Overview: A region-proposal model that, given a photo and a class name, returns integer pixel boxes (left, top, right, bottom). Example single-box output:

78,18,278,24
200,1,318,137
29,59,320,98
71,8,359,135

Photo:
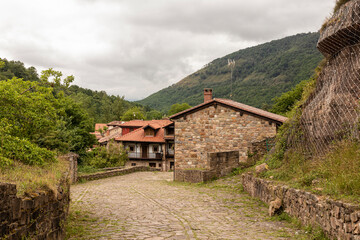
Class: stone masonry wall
0,179,70,240
242,173,360,240
77,166,159,182
174,151,239,183
298,0,360,156
174,104,277,170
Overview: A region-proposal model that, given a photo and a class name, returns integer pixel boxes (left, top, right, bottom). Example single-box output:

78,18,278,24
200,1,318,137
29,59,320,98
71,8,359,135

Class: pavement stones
70,172,300,239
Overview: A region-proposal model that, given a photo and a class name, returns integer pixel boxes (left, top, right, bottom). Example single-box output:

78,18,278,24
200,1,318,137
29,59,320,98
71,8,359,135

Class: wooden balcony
128,152,163,160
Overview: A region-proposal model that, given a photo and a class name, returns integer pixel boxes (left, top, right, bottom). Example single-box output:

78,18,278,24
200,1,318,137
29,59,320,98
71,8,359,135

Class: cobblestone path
70,172,302,240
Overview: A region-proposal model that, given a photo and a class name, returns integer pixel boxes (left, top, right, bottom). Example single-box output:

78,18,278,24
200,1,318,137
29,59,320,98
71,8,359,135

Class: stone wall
174,151,239,183
60,153,78,184
247,138,275,164
174,104,277,169
242,173,360,240
298,0,360,156
77,166,159,182
0,179,70,240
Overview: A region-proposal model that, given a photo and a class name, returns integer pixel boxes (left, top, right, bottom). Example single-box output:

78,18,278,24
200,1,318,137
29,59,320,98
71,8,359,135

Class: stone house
169,88,287,182
114,119,175,171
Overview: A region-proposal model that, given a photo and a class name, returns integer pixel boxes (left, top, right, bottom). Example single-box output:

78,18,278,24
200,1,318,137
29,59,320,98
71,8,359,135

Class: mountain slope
137,32,323,112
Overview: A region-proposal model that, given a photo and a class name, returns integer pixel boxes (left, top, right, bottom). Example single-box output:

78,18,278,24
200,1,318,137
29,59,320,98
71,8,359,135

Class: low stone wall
174,169,217,183
60,153,78,184
77,166,159,182
174,151,239,183
242,173,360,240
0,179,70,240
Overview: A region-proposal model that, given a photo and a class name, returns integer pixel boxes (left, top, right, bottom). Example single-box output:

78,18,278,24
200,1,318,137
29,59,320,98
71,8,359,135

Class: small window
131,163,136,166
168,143,174,150
159,163,162,168
149,163,156,168
129,145,135,152
166,127,174,135
145,128,154,136
153,145,159,152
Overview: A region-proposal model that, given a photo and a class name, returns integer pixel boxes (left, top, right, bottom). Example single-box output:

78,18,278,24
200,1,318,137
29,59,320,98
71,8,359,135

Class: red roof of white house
169,98,288,124
115,119,172,143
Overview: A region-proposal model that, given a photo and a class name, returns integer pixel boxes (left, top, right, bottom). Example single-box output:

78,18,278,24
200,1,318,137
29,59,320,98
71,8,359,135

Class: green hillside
137,32,323,112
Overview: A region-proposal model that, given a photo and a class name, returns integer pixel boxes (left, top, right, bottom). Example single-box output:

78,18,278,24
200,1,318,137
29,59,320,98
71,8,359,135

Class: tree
121,107,145,121
168,103,191,116
146,110,163,120
41,68,74,87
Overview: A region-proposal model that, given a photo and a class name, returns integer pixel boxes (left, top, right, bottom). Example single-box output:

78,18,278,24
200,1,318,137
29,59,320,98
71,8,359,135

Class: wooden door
142,145,148,158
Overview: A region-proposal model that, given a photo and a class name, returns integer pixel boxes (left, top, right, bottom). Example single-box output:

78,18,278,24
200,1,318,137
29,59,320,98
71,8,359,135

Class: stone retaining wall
174,151,239,183
77,166,159,182
0,178,70,240
242,173,360,240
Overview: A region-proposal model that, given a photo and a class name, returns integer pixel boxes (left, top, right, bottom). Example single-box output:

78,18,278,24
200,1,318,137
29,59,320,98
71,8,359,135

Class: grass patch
0,158,68,196
65,204,123,239
263,140,360,204
269,212,329,240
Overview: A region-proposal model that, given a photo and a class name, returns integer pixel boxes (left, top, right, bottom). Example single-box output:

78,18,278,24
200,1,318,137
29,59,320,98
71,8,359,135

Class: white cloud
0,0,334,100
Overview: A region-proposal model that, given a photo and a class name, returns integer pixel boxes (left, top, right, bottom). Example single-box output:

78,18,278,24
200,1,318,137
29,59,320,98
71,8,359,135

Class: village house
90,123,108,141
169,88,287,182
114,119,175,171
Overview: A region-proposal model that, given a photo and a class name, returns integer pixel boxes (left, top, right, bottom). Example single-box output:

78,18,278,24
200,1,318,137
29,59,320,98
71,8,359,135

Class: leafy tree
121,107,145,121
168,103,191,116
0,71,95,166
146,110,163,120
270,79,310,116
41,68,74,87
83,140,128,168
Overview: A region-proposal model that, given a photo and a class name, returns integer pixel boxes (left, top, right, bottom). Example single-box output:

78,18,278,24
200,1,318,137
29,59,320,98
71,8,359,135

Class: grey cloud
0,0,334,100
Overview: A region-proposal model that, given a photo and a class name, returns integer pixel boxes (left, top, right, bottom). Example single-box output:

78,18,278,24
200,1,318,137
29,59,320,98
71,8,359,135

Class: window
159,163,162,168
145,128,154,136
153,145,159,152
168,143,174,150
129,145,135,152
149,163,156,168
131,163,136,166
166,127,174,135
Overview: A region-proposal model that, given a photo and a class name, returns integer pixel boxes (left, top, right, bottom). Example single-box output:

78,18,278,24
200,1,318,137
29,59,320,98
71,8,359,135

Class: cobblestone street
70,172,302,240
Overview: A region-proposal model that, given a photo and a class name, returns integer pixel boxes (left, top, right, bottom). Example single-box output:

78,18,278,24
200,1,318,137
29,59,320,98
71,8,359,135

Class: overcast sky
0,0,334,100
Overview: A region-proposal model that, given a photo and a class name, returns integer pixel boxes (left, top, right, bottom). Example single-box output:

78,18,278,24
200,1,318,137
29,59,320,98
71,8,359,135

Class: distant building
114,120,175,171
170,88,287,182
90,123,108,140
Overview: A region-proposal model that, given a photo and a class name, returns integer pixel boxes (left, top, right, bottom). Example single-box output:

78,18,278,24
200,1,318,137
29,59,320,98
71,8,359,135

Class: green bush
81,141,128,169
0,134,56,166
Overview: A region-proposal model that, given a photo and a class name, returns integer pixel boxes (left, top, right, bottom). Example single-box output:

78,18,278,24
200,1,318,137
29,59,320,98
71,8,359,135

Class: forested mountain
137,32,323,111
0,58,141,124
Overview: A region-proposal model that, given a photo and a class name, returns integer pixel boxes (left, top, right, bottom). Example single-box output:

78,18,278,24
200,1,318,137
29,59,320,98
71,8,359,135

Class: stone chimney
204,88,213,103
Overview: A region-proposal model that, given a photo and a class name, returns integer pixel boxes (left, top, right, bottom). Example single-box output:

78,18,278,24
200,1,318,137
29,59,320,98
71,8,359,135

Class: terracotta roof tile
169,98,288,123
107,121,124,126
95,123,107,131
115,119,172,143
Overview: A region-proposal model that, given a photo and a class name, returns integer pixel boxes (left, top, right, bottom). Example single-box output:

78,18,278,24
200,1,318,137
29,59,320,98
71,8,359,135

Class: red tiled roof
119,119,172,128
115,119,172,143
107,121,124,126
169,98,288,123
95,123,107,131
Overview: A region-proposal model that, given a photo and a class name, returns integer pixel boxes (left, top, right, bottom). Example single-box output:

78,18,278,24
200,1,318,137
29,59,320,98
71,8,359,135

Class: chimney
204,88,213,103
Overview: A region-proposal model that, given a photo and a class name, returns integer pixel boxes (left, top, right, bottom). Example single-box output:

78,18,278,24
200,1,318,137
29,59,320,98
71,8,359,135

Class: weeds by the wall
0,158,68,196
